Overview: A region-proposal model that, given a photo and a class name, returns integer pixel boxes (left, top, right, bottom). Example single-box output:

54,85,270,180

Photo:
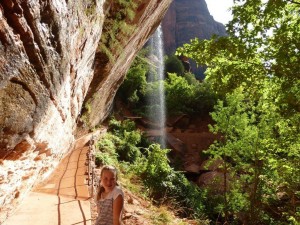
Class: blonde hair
96,165,119,201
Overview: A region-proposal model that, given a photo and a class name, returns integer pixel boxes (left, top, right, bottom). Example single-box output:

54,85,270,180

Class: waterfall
148,25,166,148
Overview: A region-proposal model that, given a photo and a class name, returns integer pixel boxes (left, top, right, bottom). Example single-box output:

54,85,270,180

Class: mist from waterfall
148,25,166,148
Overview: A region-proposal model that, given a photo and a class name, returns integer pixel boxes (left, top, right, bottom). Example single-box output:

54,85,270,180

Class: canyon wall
0,0,171,221
162,0,226,78
84,0,172,127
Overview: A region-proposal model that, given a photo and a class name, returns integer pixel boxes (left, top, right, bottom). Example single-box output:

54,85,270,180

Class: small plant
80,101,92,127
149,206,173,225
99,0,140,62
95,152,116,167
84,2,96,16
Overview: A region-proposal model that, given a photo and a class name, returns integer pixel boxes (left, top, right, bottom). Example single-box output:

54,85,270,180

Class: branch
287,0,300,5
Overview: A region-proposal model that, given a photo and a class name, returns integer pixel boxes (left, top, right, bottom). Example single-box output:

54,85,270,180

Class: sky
205,0,234,25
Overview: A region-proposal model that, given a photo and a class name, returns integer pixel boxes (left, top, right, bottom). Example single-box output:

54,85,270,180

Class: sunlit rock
0,0,172,222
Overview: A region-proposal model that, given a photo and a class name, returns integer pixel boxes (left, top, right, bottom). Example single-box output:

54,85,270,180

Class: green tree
207,87,286,223
118,65,147,106
164,73,217,115
117,49,149,108
177,0,300,223
165,54,185,75
177,0,300,110
164,73,194,114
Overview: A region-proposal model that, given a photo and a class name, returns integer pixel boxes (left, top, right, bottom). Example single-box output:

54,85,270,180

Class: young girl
95,165,124,225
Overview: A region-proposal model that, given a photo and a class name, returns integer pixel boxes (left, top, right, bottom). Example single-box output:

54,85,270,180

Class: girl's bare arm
113,195,123,225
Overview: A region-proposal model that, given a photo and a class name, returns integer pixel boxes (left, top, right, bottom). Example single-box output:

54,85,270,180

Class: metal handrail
87,135,97,196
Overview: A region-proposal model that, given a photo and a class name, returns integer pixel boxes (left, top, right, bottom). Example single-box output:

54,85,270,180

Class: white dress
95,186,124,225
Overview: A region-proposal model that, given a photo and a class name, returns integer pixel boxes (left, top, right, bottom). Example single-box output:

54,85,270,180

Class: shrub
95,119,208,220
116,130,142,162
165,54,185,75
165,73,218,115
117,65,147,107
95,152,117,167
141,144,207,218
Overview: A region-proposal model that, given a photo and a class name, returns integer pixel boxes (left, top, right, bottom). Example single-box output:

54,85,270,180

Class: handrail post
88,150,90,186
88,135,94,187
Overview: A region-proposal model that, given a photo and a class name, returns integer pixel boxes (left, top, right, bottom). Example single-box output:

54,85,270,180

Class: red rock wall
162,0,226,54
85,0,172,127
162,0,226,78
0,0,172,222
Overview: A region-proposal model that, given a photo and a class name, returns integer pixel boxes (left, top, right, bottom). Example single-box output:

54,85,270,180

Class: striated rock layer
85,0,172,127
0,0,171,222
162,0,226,78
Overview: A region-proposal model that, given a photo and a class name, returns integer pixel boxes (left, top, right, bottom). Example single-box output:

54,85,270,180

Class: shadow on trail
55,144,90,225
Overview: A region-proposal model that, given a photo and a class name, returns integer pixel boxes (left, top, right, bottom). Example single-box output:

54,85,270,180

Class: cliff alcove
0,0,172,222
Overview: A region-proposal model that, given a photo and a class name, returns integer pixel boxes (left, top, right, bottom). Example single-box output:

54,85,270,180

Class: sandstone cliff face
85,0,172,127
162,0,226,78
0,0,171,221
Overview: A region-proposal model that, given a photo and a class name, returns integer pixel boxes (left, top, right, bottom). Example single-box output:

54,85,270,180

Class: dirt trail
2,129,158,225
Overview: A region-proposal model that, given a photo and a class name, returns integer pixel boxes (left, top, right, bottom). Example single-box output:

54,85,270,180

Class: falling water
148,25,166,148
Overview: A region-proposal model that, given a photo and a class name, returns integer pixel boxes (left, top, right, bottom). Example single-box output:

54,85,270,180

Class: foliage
99,0,140,62
108,117,136,133
164,73,194,114
177,1,300,111
183,72,199,85
95,118,208,220
165,73,218,115
95,152,117,167
118,47,219,117
176,0,300,223
133,143,207,218
117,65,147,106
165,54,185,75
117,48,150,110
206,87,300,223
95,133,119,166
141,144,172,197
107,118,142,162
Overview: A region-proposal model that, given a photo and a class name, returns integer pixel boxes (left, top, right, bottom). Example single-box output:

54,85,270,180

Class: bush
165,54,185,75
95,152,117,167
117,65,147,107
183,72,198,85
142,144,172,197
141,144,207,218
103,118,143,162
108,118,136,134
116,130,142,162
95,118,208,220
165,73,194,114
165,73,218,115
